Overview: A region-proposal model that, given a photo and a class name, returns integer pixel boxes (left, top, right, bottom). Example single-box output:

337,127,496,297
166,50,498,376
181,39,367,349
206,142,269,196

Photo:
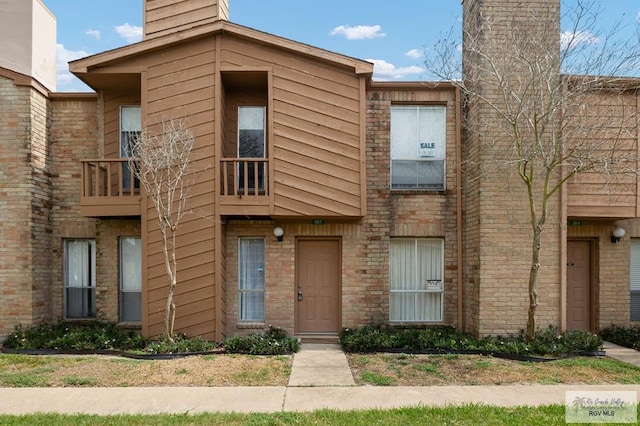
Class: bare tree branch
129,118,196,343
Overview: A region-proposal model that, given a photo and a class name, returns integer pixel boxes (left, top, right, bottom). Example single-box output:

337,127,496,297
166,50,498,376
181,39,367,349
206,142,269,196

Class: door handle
297,291,303,301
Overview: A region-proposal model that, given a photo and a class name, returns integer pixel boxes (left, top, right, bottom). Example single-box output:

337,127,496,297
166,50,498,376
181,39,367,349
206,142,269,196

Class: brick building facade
0,0,638,341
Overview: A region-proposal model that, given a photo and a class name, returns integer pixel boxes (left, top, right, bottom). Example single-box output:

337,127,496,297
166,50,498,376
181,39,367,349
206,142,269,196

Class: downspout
456,86,465,330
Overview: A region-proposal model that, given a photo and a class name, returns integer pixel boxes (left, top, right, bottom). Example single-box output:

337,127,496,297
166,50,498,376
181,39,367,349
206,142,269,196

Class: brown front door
296,239,341,333
567,240,592,330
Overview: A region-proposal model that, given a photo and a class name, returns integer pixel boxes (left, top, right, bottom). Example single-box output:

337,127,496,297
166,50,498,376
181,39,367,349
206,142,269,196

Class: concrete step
296,333,339,344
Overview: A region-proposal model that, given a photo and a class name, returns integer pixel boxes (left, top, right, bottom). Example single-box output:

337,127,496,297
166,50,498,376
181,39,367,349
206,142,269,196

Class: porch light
611,226,626,244
273,226,284,242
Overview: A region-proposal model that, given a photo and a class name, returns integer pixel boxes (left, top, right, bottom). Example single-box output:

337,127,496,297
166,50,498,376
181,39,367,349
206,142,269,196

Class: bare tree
426,0,640,340
129,119,196,343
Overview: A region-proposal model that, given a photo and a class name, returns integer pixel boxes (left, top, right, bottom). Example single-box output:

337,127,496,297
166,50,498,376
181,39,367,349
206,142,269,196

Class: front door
566,240,592,330
296,239,341,333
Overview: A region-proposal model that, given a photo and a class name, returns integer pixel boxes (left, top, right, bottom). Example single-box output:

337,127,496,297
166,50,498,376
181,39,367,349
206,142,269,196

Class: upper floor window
391,105,446,190
238,106,266,192
120,106,141,191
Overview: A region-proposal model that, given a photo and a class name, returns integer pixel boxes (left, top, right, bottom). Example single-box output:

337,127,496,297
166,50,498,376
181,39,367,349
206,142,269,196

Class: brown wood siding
221,35,365,217
567,90,639,218
141,38,217,339
103,92,141,158
144,0,227,40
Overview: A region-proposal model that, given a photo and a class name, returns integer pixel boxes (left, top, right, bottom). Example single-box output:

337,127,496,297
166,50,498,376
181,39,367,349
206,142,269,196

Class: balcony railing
81,159,140,197
220,158,269,197
80,159,141,217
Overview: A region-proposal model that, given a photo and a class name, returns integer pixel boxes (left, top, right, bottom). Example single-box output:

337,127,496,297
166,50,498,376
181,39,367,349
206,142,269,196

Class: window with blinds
389,238,444,322
630,239,640,321
238,238,265,321
391,105,446,190
119,237,142,322
64,239,96,319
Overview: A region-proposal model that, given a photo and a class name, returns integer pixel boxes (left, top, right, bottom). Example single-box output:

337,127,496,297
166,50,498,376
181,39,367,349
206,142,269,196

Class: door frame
294,237,342,335
566,238,599,332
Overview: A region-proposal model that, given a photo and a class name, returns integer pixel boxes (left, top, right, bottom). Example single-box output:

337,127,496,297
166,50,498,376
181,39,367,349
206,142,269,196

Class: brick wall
0,76,56,336
50,95,99,321
96,219,142,322
462,0,563,335
365,86,460,327
0,76,36,336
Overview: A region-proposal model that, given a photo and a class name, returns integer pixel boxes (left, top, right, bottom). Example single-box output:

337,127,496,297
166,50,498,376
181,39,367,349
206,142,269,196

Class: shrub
3,321,147,351
339,324,602,356
224,326,300,355
600,325,640,350
142,334,217,355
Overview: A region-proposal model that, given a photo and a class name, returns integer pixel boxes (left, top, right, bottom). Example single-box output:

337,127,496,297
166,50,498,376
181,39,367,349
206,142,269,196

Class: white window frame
389,238,444,322
120,105,141,191
238,237,266,321
64,239,96,319
119,237,142,323
630,239,640,321
391,105,446,191
237,106,266,192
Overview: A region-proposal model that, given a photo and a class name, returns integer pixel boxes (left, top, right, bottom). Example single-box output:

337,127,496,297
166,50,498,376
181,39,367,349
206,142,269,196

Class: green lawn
0,405,578,426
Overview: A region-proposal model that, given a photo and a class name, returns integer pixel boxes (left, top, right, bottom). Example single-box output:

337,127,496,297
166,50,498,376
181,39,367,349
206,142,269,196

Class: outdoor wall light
273,226,284,242
611,226,626,244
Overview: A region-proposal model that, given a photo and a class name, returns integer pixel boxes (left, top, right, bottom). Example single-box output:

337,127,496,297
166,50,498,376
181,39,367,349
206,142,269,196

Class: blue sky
44,0,640,92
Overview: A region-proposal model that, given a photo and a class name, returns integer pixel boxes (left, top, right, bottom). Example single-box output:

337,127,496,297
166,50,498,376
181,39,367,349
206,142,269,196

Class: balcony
219,158,270,215
80,159,142,217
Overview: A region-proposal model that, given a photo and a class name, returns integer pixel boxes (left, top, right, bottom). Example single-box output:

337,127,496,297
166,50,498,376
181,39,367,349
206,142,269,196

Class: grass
0,354,292,387
0,405,583,425
347,353,640,386
360,371,394,386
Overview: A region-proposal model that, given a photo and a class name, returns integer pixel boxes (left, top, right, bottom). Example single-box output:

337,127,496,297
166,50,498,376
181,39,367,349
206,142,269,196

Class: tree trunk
526,223,542,341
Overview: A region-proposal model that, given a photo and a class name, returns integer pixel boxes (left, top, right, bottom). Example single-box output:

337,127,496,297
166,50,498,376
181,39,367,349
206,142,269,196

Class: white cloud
330,25,385,40
56,43,92,91
561,30,599,50
86,29,101,40
366,59,424,80
405,49,422,59
115,23,143,43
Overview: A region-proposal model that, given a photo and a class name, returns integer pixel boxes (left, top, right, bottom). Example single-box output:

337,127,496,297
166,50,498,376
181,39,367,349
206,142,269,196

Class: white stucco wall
0,0,56,91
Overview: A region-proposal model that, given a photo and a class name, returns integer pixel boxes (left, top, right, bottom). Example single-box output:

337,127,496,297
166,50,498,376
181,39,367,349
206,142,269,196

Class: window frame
119,105,141,191
389,238,445,323
63,239,96,319
238,237,266,322
390,104,447,191
119,236,142,323
237,106,267,192
630,239,640,321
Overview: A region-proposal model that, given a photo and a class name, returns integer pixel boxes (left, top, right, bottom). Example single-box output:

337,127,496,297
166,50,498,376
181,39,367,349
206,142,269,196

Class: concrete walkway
0,342,639,415
288,343,355,386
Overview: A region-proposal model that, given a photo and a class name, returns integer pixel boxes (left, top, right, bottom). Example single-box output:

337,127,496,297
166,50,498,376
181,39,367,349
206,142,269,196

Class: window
390,238,444,322
391,105,446,190
238,238,265,321
120,106,141,191
631,239,640,321
120,237,142,322
64,239,96,319
238,106,266,191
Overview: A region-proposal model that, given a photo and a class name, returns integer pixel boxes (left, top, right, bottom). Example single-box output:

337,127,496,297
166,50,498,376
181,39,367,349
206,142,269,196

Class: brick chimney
144,0,229,40
461,0,562,336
